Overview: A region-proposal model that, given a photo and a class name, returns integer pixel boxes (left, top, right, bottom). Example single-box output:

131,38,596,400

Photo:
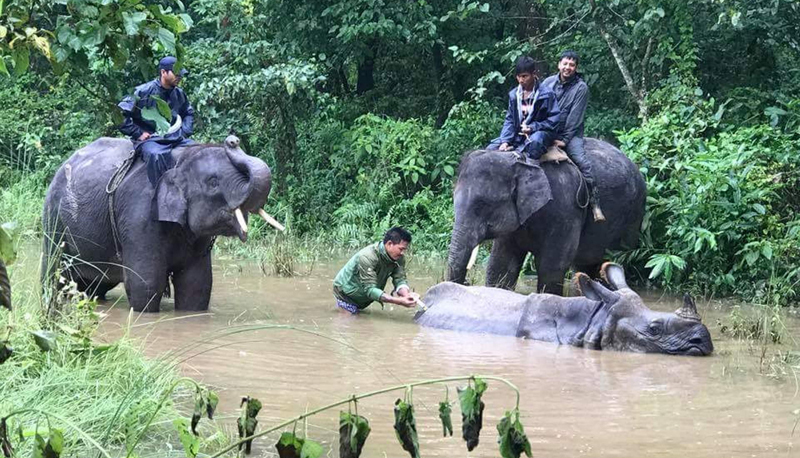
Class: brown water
83,252,800,458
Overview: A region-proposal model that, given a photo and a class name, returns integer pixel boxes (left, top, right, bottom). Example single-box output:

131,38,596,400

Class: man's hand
499,142,511,151
520,124,531,134
393,295,417,308
554,139,566,148
138,132,152,142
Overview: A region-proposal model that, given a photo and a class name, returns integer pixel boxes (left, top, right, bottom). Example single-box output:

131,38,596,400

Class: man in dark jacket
118,56,195,186
487,56,560,161
542,50,604,221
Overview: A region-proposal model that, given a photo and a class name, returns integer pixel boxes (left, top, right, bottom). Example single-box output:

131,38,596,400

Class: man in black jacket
542,50,604,221
487,56,560,162
118,56,195,186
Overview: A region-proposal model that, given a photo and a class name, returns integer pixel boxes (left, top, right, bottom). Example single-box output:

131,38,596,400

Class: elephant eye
207,176,219,188
648,322,663,335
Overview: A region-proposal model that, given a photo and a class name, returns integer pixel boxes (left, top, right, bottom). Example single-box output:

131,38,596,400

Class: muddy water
87,254,798,457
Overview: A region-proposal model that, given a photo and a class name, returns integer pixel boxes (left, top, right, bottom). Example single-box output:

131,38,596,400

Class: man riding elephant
118,56,195,187
542,51,604,222
487,56,560,162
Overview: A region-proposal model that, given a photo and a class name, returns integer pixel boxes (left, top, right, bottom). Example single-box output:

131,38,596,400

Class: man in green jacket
333,227,419,313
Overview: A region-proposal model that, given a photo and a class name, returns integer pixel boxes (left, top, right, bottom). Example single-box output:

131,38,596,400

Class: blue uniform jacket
497,83,560,147
118,79,195,141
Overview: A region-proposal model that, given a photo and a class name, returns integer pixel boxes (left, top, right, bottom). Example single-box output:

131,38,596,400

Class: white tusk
166,114,182,135
466,245,479,270
258,209,285,232
234,208,248,233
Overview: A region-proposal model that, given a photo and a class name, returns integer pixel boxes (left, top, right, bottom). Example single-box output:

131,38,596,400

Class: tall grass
0,262,186,456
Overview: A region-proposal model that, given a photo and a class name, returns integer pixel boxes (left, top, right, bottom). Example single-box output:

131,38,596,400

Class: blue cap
158,56,188,77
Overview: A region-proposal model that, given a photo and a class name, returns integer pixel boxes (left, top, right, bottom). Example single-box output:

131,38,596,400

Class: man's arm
498,95,516,144
180,94,195,138
526,93,560,134
560,84,588,144
356,256,414,307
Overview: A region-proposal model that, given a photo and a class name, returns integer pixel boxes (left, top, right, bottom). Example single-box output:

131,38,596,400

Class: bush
617,83,800,305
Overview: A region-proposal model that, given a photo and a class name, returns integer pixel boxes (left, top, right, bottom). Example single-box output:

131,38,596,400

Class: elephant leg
173,253,212,311
575,262,602,279
123,260,167,313
486,237,527,290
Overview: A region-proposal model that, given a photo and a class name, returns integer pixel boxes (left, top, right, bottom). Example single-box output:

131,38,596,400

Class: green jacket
333,242,409,309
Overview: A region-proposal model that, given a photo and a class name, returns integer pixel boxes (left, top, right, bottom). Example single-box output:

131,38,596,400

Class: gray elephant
417,263,713,356
42,135,279,312
446,138,646,294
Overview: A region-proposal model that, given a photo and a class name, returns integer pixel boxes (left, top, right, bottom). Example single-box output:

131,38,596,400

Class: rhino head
576,263,713,356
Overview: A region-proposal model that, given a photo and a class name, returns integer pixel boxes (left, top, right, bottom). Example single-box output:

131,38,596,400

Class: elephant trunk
224,136,272,212
446,223,478,284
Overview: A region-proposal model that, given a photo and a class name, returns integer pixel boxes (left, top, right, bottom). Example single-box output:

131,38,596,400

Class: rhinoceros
414,263,713,356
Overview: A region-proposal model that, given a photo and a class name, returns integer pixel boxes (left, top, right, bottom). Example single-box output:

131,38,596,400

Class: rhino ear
153,169,187,226
514,163,552,226
576,272,619,304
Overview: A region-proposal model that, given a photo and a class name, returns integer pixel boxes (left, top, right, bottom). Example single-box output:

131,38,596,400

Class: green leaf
0,56,7,77
11,46,30,76
140,106,171,135
173,418,199,457
276,431,322,458
151,95,173,121
458,378,486,451
761,244,773,260
122,11,147,36
479,3,490,13
393,399,420,458
752,203,766,215
339,412,370,458
31,330,57,352
300,439,323,458
157,27,176,54
443,164,454,176
497,409,532,458
206,391,219,419
438,401,453,437
46,430,64,456
0,222,18,264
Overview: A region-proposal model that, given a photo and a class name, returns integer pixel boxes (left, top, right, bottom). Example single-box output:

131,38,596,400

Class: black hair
384,227,412,244
514,56,539,76
559,50,580,64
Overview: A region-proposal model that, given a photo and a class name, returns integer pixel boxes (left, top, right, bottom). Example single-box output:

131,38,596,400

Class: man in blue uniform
118,56,195,186
487,56,560,162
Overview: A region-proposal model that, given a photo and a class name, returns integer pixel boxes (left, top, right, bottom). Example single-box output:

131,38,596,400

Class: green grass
0,262,188,457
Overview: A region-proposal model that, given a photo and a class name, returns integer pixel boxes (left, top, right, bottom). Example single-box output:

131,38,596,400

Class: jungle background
1,0,799,307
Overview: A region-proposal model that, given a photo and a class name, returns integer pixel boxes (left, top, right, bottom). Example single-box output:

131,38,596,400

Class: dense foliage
1,0,799,305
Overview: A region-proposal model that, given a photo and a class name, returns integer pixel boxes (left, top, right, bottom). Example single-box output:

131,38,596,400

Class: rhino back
415,282,527,336
516,295,602,346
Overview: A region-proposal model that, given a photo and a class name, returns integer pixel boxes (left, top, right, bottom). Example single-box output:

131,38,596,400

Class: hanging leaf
438,401,453,437
275,431,323,458
1,417,13,457
0,222,18,265
237,397,262,455
497,409,532,458
458,377,487,451
393,399,420,458
206,391,219,419
190,393,205,435
339,411,371,458
173,418,199,458
140,106,171,135
32,429,63,458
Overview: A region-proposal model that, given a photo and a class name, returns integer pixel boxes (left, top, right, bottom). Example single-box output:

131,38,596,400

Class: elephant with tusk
42,134,284,312
416,263,713,356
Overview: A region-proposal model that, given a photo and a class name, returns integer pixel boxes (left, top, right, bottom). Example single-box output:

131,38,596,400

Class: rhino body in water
415,263,713,356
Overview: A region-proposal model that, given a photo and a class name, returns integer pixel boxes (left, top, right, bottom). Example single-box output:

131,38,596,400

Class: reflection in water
92,257,797,457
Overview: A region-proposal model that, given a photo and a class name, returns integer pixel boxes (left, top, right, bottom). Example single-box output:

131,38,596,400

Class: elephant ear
514,162,552,226
153,170,187,226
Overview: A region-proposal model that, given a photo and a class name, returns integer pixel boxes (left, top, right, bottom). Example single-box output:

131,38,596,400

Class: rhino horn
600,262,629,291
675,293,701,322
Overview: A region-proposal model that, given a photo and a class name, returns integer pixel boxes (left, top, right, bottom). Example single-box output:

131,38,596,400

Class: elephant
42,135,279,312
416,263,713,356
446,137,646,294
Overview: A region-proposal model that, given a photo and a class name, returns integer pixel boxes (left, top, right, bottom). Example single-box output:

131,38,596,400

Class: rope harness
105,150,137,258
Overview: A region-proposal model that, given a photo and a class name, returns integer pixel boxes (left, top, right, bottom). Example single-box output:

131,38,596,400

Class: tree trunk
356,40,378,94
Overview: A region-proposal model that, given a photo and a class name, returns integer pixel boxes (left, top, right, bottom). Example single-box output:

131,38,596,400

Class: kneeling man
333,227,419,313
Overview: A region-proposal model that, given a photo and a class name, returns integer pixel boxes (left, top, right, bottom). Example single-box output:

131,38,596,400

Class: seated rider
542,50,605,222
332,227,420,314
118,56,195,187
487,56,560,161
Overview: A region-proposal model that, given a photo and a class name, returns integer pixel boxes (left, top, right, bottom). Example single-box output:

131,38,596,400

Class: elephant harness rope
105,150,137,258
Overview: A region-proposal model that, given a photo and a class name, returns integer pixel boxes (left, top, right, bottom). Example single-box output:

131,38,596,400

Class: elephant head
575,263,713,355
154,135,279,242
446,150,551,283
